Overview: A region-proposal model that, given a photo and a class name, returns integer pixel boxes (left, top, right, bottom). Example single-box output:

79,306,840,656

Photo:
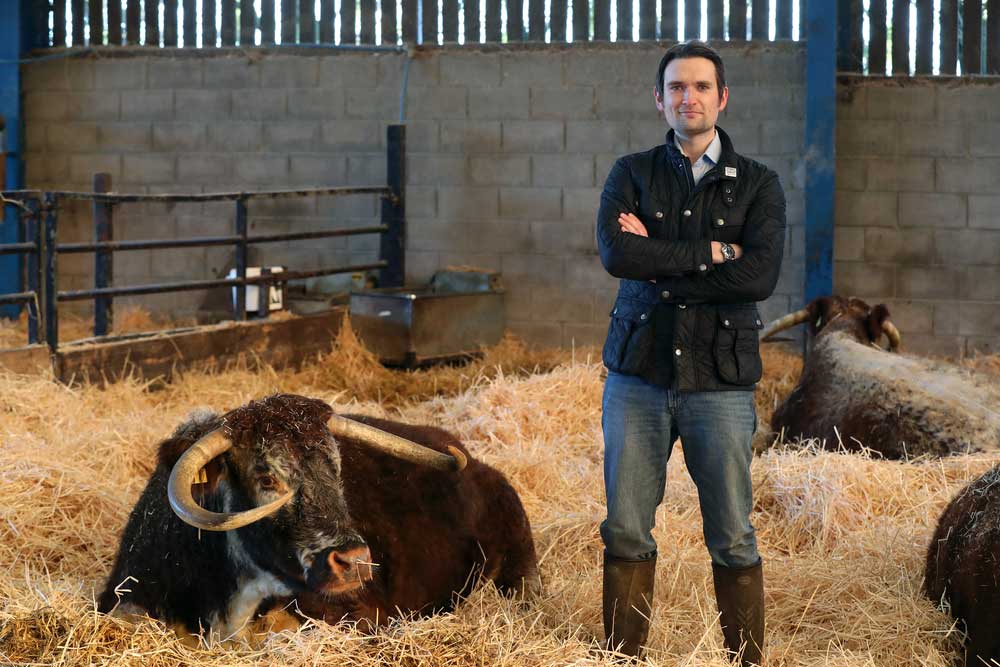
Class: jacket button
724,319,730,326
682,209,692,217
640,313,647,320
675,348,682,356
756,319,762,326
655,211,663,219
698,263,707,271
661,290,670,299
678,304,686,309
613,308,618,315
716,218,725,226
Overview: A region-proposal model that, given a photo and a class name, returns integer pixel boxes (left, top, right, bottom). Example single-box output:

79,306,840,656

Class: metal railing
0,124,406,352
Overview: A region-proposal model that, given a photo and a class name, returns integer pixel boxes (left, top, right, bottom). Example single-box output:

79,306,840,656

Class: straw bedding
1,319,997,666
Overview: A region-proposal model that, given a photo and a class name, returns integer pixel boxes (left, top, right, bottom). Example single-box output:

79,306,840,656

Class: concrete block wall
835,76,1000,358
22,42,807,347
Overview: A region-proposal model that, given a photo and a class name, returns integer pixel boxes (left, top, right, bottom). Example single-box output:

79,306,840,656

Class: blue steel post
43,193,58,351
24,197,40,343
803,0,836,305
379,124,406,288
1,0,29,319
93,173,114,336
234,198,248,321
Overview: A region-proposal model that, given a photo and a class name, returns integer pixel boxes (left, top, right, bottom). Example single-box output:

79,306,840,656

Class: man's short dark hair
655,41,727,99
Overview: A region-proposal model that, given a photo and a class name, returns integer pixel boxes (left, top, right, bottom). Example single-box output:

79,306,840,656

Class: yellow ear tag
191,468,208,485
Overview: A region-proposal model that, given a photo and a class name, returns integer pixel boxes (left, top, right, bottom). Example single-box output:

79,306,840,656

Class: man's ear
654,87,665,113
718,85,729,113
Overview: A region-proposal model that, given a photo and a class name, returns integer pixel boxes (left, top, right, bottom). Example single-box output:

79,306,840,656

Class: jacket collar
665,126,739,181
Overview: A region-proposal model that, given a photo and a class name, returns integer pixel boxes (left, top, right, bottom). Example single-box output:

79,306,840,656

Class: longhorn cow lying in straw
925,465,1000,665
762,295,1000,459
98,394,539,641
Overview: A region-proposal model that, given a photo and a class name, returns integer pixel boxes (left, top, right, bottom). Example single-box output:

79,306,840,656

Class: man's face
654,56,729,137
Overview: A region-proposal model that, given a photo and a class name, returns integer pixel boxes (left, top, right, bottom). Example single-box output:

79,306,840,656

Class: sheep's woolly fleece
1,319,998,666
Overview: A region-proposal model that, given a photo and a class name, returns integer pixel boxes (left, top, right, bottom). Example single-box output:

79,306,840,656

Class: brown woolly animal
925,465,1000,665
97,394,539,643
763,295,1000,459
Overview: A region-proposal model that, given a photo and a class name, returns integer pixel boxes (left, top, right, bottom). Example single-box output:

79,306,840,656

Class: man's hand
711,241,743,264
618,212,649,237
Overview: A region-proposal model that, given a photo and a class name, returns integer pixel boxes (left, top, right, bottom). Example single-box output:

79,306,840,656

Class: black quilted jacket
596,127,786,392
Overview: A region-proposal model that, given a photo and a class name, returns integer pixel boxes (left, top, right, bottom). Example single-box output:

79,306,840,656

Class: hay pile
0,307,197,348
1,326,997,666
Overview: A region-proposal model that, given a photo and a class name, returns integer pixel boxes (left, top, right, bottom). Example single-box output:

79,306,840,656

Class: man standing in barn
595,41,786,665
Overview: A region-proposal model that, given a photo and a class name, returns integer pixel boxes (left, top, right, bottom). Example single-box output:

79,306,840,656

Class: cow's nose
327,545,373,583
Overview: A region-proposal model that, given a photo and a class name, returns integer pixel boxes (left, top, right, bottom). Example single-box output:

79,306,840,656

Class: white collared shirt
674,130,722,186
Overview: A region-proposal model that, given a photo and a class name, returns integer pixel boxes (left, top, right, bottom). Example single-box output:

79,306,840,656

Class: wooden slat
617,0,631,39
593,0,609,39
891,0,908,72
442,0,458,41
868,0,886,73
939,0,957,73
708,0,723,38
109,0,122,43
837,0,862,71
402,0,417,40
507,0,524,39
220,0,236,44
260,0,275,43
201,0,215,44
572,0,587,40
775,0,791,38
125,0,139,42
799,0,806,38
383,0,398,43
162,0,176,45
280,0,295,42
341,0,356,43
914,0,932,72
529,0,544,40
240,0,256,44
421,0,436,42
550,0,566,40
988,0,1000,73
184,0,197,44
360,0,376,42
684,0,698,38
962,0,982,74
89,0,105,44
750,0,767,38
52,0,66,45
728,0,746,40
300,0,315,42
638,0,654,38
71,0,84,44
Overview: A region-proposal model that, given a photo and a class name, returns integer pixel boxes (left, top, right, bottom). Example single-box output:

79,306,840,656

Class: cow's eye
259,474,279,491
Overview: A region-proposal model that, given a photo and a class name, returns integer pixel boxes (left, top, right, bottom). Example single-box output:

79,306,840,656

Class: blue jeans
600,371,760,568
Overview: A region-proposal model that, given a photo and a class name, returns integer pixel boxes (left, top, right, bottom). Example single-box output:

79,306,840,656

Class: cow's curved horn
327,415,468,472
167,428,294,532
761,307,812,341
882,319,902,352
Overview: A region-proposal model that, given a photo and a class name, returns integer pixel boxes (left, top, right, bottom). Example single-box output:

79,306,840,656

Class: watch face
722,243,735,260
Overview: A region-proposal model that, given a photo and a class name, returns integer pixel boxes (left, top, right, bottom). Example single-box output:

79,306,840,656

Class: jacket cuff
692,241,713,275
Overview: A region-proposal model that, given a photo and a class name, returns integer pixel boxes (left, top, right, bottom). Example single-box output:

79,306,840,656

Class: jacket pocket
713,307,764,385
602,297,654,375
710,206,747,244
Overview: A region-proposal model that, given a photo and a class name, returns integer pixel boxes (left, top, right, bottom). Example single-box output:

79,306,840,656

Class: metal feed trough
350,270,505,367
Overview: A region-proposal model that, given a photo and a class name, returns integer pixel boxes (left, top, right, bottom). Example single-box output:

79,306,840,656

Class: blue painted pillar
0,0,32,318
803,0,837,303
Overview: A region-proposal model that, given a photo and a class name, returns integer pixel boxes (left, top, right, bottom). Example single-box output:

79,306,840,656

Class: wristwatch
720,242,736,262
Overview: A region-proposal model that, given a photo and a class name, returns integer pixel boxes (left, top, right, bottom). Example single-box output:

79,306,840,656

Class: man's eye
259,475,278,490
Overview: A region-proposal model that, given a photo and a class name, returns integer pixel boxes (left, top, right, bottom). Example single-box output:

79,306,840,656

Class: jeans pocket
713,308,765,385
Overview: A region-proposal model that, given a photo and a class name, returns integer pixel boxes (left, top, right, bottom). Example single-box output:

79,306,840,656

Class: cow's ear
806,296,834,334
157,437,228,495
867,303,891,344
